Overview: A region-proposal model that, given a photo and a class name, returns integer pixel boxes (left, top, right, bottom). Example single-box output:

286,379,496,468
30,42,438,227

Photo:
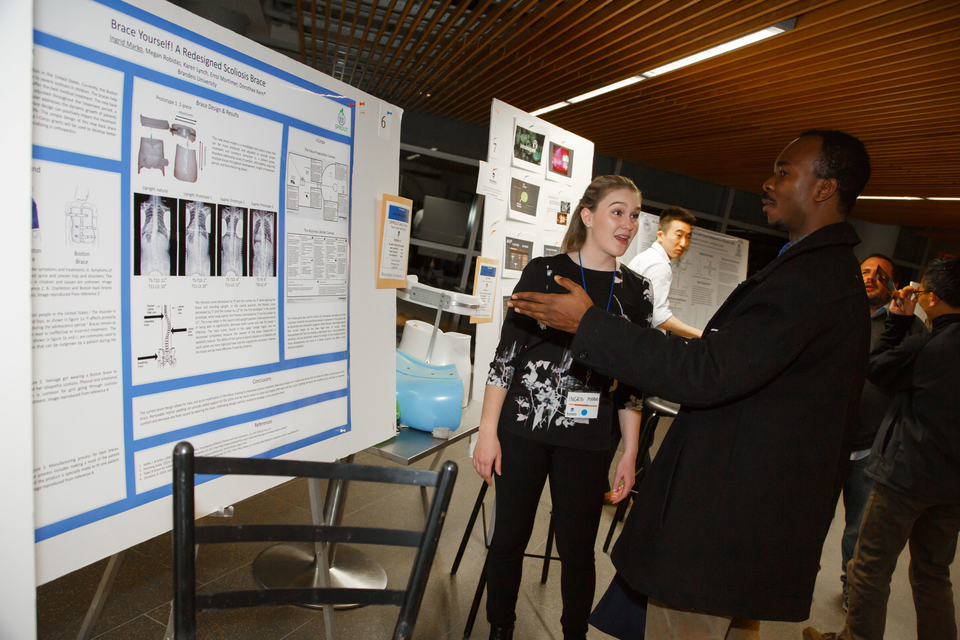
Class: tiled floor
37,419,960,639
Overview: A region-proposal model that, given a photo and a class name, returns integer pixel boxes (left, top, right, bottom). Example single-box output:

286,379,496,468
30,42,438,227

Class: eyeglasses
915,289,937,298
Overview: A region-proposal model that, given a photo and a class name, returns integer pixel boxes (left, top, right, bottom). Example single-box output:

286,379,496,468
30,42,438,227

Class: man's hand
509,276,593,333
890,286,918,316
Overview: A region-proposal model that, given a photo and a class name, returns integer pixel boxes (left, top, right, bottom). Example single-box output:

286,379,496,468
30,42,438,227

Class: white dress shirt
627,242,673,328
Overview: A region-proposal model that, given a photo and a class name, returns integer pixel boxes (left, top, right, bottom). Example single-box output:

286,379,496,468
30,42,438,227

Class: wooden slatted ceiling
285,0,960,229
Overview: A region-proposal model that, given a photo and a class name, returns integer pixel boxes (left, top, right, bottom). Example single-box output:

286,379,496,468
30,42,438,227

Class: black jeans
486,429,608,639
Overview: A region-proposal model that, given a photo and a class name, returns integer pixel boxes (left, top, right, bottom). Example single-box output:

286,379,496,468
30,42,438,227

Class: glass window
398,152,482,348
723,225,787,278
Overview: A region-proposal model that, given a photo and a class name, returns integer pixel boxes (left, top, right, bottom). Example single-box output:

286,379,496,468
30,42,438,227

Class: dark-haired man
627,207,702,338
835,255,926,611
804,256,960,640
509,130,872,636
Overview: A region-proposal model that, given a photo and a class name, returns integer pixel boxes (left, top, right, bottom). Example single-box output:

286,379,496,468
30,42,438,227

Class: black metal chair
601,396,679,553
172,441,458,640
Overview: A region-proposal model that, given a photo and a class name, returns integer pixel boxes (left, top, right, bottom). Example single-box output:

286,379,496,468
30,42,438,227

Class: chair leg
453,482,489,575
463,553,489,639
602,495,633,553
602,411,661,553
540,513,555,584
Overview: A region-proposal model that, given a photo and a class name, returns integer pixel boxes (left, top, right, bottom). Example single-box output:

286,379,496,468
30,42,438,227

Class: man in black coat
509,130,873,636
804,256,960,640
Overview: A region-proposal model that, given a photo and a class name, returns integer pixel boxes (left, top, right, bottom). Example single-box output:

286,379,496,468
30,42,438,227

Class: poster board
624,213,749,330
472,99,594,402
31,0,400,583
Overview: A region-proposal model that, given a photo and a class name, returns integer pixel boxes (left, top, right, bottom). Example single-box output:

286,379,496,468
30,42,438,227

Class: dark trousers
841,482,960,640
486,429,608,639
841,455,875,596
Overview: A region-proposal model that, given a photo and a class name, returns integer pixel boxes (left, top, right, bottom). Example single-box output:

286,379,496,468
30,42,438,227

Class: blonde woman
474,175,652,640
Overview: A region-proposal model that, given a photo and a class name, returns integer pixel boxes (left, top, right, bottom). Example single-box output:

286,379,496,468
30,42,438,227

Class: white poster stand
31,0,400,585
2,0,39,636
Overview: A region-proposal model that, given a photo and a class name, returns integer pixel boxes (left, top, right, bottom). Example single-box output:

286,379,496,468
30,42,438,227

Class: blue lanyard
578,250,616,312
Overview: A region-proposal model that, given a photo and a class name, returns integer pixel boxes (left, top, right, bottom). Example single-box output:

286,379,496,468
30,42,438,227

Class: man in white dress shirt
627,207,703,339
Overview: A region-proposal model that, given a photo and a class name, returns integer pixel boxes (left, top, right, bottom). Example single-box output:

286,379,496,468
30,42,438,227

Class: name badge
565,390,600,420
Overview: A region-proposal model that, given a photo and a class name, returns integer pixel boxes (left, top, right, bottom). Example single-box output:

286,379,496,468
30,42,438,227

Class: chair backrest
172,441,458,640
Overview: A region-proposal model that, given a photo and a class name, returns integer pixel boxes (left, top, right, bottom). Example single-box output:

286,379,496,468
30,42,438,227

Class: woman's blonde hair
560,175,641,253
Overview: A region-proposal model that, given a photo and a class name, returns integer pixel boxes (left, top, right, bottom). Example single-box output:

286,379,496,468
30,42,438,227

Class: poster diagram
136,114,202,182
137,304,189,369
286,152,349,222
65,189,99,246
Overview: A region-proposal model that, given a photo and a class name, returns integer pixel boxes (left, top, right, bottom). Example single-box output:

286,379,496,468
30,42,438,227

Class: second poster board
622,213,749,330
472,99,594,402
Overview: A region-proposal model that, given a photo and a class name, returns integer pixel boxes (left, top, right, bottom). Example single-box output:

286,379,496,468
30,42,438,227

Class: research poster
632,213,749,330
30,0,378,580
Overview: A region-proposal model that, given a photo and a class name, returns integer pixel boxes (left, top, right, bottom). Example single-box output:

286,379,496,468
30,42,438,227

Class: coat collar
753,221,861,284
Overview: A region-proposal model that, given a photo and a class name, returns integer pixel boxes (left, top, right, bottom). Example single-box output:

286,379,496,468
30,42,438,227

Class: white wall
0,0,39,637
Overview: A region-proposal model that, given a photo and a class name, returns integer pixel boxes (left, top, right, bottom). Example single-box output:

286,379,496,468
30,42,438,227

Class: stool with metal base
451,480,560,639
602,396,679,553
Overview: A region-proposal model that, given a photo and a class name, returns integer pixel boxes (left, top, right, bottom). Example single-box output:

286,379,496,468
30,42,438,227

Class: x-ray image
133,193,178,276
178,200,215,276
250,209,276,277
217,205,247,276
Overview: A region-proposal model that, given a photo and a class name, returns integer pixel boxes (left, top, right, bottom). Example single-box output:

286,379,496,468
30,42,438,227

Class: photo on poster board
508,171,542,225
542,184,573,232
546,141,574,185
503,235,533,278
477,160,507,202
511,117,548,173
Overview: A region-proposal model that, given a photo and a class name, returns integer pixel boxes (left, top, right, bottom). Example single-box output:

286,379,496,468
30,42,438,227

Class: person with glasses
804,256,960,640
833,255,926,612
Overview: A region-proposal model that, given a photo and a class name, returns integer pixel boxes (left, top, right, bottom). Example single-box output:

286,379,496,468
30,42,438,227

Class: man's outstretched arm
509,275,593,333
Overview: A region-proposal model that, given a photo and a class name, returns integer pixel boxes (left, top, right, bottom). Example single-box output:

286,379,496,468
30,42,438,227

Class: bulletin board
472,99,594,402
621,213,749,331
31,0,400,583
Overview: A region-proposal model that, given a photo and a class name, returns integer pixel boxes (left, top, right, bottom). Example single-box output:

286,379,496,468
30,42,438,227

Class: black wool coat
571,221,870,621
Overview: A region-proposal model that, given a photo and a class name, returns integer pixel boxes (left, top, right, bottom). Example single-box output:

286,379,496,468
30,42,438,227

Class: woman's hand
472,431,502,486
609,452,637,504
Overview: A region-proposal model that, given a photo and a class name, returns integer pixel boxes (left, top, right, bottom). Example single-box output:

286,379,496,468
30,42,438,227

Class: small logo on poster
335,108,349,133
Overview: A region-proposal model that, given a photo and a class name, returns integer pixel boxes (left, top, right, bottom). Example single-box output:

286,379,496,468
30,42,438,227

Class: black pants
486,429,608,639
